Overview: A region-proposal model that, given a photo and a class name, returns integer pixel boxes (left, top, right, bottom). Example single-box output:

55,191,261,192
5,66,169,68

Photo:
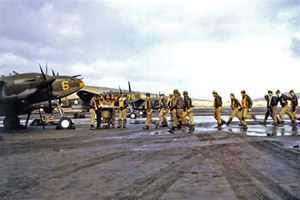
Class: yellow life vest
119,98,125,107
242,95,247,108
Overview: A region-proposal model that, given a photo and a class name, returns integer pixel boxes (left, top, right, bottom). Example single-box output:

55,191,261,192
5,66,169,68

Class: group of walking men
213,89,299,130
89,89,195,133
142,89,195,134
89,88,299,132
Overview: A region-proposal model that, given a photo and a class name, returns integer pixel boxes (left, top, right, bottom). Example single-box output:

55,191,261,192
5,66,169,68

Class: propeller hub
79,81,84,89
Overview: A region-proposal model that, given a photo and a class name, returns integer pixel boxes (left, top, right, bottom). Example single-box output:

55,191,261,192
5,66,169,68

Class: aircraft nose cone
79,80,84,89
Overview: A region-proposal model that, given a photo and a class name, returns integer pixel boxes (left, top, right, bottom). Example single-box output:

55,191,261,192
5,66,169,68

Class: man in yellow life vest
240,90,256,129
117,94,128,128
89,94,100,130
227,93,246,127
143,93,159,129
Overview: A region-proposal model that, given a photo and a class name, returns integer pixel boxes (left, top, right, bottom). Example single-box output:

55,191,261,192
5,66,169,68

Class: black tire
58,117,72,129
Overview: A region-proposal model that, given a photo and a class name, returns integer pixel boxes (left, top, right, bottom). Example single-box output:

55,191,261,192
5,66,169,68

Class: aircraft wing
76,90,96,103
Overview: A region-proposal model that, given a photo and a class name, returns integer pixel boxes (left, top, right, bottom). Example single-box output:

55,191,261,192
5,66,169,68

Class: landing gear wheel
130,113,136,119
139,110,144,116
58,117,72,129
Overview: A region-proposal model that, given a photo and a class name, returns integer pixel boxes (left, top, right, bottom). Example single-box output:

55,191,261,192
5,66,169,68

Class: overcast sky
0,0,299,100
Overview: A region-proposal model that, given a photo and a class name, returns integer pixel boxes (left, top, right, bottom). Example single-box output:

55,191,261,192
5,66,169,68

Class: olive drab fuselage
0,73,84,117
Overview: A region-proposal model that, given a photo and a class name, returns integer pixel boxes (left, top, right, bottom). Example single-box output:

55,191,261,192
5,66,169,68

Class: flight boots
189,124,195,133
215,124,222,129
177,121,182,130
90,125,96,130
168,126,176,134
241,125,248,130
186,123,193,133
123,119,127,128
117,119,122,128
227,117,233,126
262,117,267,126
143,126,149,130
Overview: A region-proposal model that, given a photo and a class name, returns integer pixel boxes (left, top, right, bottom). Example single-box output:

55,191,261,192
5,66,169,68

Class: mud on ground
1,108,300,199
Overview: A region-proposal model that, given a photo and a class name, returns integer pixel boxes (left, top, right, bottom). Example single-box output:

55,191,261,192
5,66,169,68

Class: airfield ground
1,108,300,200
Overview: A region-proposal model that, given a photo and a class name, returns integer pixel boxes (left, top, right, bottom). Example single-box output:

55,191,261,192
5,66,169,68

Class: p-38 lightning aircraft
0,66,84,131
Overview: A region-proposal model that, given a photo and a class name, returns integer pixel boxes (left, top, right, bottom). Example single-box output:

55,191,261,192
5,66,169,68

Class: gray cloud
290,37,300,57
1,0,299,99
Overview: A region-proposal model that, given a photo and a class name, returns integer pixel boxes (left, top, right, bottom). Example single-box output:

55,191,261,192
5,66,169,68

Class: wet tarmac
1,108,300,199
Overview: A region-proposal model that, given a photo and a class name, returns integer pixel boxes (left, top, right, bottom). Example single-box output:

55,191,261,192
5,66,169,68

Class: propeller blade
52,70,56,76
128,81,132,92
39,64,47,80
119,85,122,94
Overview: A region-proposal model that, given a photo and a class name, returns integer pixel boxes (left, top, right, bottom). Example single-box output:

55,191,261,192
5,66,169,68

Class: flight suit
167,94,178,132
183,92,194,132
213,93,226,128
143,95,159,129
158,95,168,127
117,96,128,128
267,93,279,124
277,93,295,124
227,95,246,126
290,91,299,121
169,90,190,133
111,97,116,128
102,97,112,129
89,96,98,130
241,93,255,120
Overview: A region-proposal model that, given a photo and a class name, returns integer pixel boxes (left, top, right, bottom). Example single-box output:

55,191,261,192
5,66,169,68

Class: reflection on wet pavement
0,114,299,137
